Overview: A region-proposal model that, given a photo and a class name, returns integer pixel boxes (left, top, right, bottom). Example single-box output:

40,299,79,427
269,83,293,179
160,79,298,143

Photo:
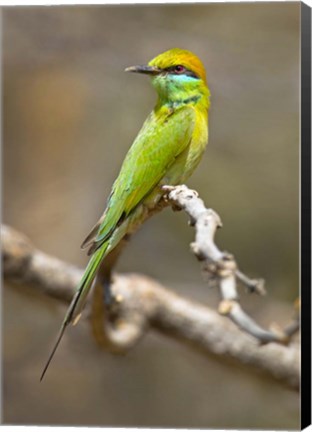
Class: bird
40,48,210,380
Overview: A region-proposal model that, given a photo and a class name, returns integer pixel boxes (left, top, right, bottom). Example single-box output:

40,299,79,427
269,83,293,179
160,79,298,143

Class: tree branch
2,223,299,391
163,185,299,344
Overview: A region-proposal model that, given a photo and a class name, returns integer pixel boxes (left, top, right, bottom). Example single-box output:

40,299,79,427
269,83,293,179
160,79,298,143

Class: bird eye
174,65,186,74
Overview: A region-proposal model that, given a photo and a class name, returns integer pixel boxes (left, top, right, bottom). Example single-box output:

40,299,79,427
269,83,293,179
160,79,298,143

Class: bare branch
163,185,299,345
2,224,299,390
235,269,266,295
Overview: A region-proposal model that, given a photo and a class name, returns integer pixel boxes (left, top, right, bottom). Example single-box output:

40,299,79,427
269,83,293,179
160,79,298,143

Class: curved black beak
125,65,162,75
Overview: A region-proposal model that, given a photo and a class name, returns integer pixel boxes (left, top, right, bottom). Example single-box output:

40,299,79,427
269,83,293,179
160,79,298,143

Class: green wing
41,105,196,381
82,105,195,253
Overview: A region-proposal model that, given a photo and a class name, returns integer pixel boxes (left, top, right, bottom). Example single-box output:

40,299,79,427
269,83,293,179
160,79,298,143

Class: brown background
3,3,300,429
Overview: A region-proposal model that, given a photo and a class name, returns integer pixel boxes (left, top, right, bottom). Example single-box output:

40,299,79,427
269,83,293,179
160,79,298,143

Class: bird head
126,48,209,106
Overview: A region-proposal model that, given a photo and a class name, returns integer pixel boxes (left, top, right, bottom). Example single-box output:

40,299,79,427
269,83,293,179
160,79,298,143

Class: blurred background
3,3,300,429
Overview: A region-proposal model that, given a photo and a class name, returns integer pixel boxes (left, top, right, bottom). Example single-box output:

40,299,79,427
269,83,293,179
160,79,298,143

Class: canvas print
2,2,304,429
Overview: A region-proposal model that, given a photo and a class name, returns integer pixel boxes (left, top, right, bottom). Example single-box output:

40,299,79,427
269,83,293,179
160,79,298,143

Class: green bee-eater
41,48,210,380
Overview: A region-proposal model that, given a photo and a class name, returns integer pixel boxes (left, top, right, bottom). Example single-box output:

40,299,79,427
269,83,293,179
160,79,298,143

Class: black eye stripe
184,70,199,79
164,66,199,79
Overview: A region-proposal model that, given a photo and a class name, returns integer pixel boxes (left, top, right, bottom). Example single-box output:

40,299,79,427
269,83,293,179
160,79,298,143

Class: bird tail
40,242,109,381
